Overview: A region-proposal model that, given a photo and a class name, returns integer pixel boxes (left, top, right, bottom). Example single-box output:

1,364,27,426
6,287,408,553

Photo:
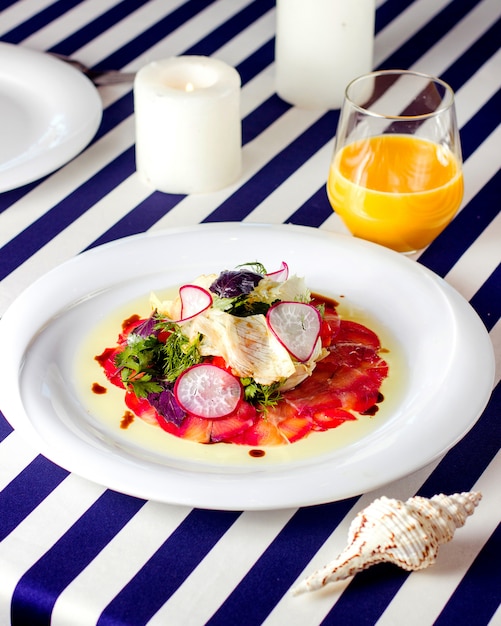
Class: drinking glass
327,70,463,253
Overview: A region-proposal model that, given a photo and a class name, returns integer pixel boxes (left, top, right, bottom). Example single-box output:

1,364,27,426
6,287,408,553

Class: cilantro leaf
241,378,283,410
114,334,165,398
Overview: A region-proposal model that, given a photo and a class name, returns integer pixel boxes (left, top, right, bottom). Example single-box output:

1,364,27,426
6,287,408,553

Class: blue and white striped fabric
0,1,499,624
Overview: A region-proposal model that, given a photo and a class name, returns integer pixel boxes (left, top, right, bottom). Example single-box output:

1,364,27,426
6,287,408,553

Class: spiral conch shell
293,491,481,595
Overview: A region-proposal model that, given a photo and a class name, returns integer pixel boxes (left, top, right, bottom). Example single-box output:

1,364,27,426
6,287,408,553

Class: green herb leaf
237,261,267,275
226,295,272,317
241,378,283,410
114,334,165,397
114,314,204,396
156,321,203,382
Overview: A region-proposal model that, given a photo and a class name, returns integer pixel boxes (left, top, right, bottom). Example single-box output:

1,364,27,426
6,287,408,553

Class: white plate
0,43,102,192
0,224,494,509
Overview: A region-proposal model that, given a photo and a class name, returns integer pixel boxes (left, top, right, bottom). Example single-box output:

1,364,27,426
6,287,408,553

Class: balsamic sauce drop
120,411,135,429
249,449,266,458
91,382,107,395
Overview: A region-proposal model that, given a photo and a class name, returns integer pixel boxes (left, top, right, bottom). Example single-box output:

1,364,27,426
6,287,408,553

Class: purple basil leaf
147,386,185,426
132,316,157,338
209,270,262,298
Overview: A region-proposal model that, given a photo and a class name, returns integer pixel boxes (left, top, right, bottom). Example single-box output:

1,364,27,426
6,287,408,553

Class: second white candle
275,0,375,110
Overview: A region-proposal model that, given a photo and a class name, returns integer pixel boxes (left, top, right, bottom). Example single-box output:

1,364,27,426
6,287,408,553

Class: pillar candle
134,56,241,194
275,0,375,110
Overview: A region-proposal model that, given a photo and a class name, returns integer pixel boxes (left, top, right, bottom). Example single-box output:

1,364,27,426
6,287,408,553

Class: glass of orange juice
327,70,463,253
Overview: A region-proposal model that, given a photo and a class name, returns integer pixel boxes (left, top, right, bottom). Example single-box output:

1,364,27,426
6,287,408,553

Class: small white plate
0,224,494,509
0,43,102,192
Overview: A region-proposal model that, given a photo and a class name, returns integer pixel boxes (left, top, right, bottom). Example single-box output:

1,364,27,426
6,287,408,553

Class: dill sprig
157,322,202,382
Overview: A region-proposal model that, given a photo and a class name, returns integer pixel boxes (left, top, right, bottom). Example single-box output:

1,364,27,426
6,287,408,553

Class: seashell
292,491,481,595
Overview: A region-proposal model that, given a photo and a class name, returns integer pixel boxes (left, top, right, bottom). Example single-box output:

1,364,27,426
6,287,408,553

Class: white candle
134,56,241,194
275,0,375,110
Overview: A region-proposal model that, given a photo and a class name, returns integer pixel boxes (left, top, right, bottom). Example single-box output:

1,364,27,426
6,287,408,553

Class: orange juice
327,134,464,252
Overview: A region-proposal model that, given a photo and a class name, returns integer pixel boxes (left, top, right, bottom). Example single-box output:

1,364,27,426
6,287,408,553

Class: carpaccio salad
95,262,389,447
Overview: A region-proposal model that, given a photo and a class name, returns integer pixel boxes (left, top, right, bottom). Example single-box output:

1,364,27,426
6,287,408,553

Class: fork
51,53,136,86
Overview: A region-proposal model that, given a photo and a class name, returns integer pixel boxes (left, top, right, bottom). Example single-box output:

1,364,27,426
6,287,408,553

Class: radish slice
174,364,242,419
178,285,212,322
267,302,321,362
266,261,289,282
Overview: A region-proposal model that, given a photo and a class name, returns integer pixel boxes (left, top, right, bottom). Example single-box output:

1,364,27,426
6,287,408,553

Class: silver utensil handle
90,71,136,85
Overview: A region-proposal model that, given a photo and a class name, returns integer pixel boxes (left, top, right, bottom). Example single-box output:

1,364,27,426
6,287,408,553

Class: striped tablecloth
0,1,499,624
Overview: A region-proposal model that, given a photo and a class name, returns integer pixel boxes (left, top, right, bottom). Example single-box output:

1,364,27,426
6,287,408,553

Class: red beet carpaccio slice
97,305,389,446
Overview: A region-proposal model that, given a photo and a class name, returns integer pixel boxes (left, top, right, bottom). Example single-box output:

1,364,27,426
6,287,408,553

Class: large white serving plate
0,224,494,510
0,42,102,192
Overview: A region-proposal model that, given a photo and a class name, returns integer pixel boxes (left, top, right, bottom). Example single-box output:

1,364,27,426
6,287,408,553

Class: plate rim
0,223,495,509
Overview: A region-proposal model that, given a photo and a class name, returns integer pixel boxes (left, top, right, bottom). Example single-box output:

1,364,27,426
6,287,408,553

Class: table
0,1,499,624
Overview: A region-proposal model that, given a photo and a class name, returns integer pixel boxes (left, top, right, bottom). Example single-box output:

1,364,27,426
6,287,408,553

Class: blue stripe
442,16,501,94
375,0,415,33
0,179,41,212
243,94,291,144
94,0,225,71
418,382,501,498
11,490,145,626
287,187,333,229
321,563,409,626
379,0,484,70
205,499,357,625
319,381,500,624
469,265,501,332
0,412,14,442
98,1,275,88
0,456,68,542
0,0,85,44
460,89,501,161
93,92,134,141
435,523,501,625
47,0,156,58
204,110,339,222
0,0,19,11
236,38,275,86
419,170,501,278
86,191,184,249
0,148,135,281
96,509,240,626
183,0,275,58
